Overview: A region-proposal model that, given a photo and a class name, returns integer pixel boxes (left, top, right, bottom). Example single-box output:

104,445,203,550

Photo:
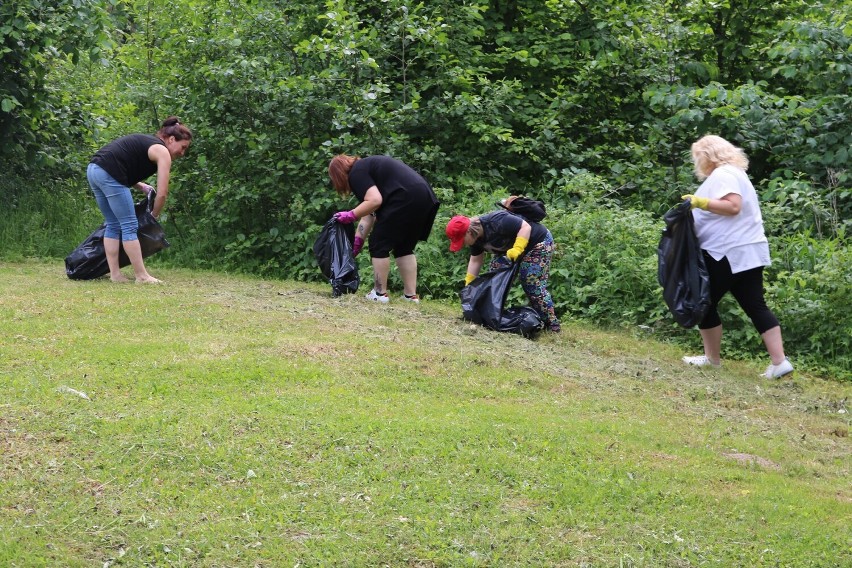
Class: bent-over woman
87,116,192,283
445,210,560,332
328,154,439,303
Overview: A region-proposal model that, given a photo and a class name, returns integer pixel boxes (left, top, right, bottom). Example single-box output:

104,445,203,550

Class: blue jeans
87,163,139,241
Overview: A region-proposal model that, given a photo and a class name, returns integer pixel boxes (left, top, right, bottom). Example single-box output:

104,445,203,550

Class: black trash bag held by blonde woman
657,199,711,327
65,192,170,280
460,262,543,337
313,217,360,297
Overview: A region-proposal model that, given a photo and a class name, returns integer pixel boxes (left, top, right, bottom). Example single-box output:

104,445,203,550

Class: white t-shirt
692,164,770,273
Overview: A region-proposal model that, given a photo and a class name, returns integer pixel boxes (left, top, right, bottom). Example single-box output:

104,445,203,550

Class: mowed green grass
1,260,849,567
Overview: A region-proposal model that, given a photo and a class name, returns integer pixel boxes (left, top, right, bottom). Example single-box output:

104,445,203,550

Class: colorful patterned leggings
490,232,560,330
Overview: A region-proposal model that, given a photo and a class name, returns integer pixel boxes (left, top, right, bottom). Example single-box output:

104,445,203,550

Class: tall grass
1,260,849,566
1,182,102,260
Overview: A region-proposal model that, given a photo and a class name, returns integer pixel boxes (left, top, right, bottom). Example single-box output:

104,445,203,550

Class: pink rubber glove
353,236,364,256
334,210,357,224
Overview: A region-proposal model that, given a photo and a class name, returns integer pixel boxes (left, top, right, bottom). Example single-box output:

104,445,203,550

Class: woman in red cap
445,211,560,332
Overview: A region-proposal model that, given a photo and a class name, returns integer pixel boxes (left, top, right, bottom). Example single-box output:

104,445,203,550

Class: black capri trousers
699,252,780,333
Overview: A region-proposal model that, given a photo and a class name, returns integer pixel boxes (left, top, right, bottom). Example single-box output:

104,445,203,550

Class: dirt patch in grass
721,452,781,471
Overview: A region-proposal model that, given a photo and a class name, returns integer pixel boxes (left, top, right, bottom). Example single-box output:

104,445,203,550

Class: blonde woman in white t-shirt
680,135,793,379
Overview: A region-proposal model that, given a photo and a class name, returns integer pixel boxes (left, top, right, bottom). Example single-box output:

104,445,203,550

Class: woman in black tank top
86,116,192,283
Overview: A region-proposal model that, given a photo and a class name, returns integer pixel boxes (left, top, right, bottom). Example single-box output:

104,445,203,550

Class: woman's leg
729,267,785,364
699,325,723,364
87,164,158,282
694,253,731,364
518,237,559,330
88,164,129,281
760,326,787,365
395,254,417,297
371,256,390,294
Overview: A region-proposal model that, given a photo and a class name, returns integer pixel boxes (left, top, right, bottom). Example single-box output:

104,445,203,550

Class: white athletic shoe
401,294,420,304
682,355,722,368
365,289,390,303
762,358,794,379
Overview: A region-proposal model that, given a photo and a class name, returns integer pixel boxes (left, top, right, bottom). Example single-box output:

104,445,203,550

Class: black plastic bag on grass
313,217,360,297
657,199,711,328
459,262,543,337
65,192,170,280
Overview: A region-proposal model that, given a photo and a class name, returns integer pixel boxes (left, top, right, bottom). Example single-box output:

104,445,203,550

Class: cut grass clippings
1,260,849,567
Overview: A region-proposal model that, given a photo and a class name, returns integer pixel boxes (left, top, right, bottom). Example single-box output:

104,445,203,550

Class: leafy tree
0,0,113,172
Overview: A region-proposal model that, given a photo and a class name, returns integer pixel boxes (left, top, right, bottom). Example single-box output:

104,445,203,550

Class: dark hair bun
162,116,181,127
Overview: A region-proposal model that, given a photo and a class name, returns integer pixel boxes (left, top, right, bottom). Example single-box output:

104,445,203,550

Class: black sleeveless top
90,134,165,187
470,210,549,256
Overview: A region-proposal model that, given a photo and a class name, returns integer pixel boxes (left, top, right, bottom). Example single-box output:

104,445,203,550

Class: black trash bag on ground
313,217,360,297
499,306,546,336
65,192,170,280
657,199,711,328
459,262,544,337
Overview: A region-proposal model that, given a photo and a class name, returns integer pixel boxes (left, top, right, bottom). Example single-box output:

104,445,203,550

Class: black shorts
368,201,439,259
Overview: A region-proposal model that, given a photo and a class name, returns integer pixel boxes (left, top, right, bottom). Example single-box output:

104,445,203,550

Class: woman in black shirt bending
328,154,440,303
445,210,560,332
87,116,192,283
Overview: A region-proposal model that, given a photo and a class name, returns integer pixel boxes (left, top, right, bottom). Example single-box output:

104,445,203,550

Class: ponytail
157,116,193,141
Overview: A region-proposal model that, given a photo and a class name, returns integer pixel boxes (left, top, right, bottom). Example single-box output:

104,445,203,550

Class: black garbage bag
499,306,546,336
657,199,711,328
459,262,544,337
313,217,360,297
65,192,170,280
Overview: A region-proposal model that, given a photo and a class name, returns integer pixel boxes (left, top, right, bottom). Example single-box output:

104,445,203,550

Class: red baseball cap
445,215,471,252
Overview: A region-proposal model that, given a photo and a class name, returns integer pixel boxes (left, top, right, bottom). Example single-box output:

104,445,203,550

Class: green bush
766,234,851,379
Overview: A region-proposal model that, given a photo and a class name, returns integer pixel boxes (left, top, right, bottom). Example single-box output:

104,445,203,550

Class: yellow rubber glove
506,236,529,262
681,194,710,210
464,273,476,286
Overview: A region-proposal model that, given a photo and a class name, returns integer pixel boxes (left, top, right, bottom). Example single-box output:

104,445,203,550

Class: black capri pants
699,251,780,333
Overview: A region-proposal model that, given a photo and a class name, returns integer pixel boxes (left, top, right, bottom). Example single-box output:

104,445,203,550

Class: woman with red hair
328,154,439,303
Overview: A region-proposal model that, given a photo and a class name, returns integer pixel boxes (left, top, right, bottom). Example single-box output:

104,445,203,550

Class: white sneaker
401,294,420,304
762,358,794,379
682,355,721,368
365,289,389,303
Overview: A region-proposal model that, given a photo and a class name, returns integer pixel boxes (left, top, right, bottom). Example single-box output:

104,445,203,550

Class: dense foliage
2,0,849,378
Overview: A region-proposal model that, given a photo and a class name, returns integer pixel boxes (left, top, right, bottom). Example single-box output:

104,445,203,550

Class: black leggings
699,252,779,333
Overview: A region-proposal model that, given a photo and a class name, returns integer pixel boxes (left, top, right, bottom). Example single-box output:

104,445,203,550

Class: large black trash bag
657,199,711,328
459,262,544,337
313,217,360,297
65,192,170,280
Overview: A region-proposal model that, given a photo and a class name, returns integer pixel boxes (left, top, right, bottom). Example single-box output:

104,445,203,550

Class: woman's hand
682,193,742,216
506,220,532,261
334,210,357,224
465,253,485,285
682,194,710,210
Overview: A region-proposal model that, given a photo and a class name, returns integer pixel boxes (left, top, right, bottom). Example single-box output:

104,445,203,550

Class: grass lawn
1,259,849,567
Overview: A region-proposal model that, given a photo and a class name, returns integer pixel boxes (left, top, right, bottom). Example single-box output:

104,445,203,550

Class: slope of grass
1,260,849,567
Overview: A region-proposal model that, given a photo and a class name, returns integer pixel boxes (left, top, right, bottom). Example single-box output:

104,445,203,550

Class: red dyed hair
328,154,359,196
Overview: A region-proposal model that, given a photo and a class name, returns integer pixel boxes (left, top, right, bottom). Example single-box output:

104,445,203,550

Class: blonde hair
691,135,749,181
